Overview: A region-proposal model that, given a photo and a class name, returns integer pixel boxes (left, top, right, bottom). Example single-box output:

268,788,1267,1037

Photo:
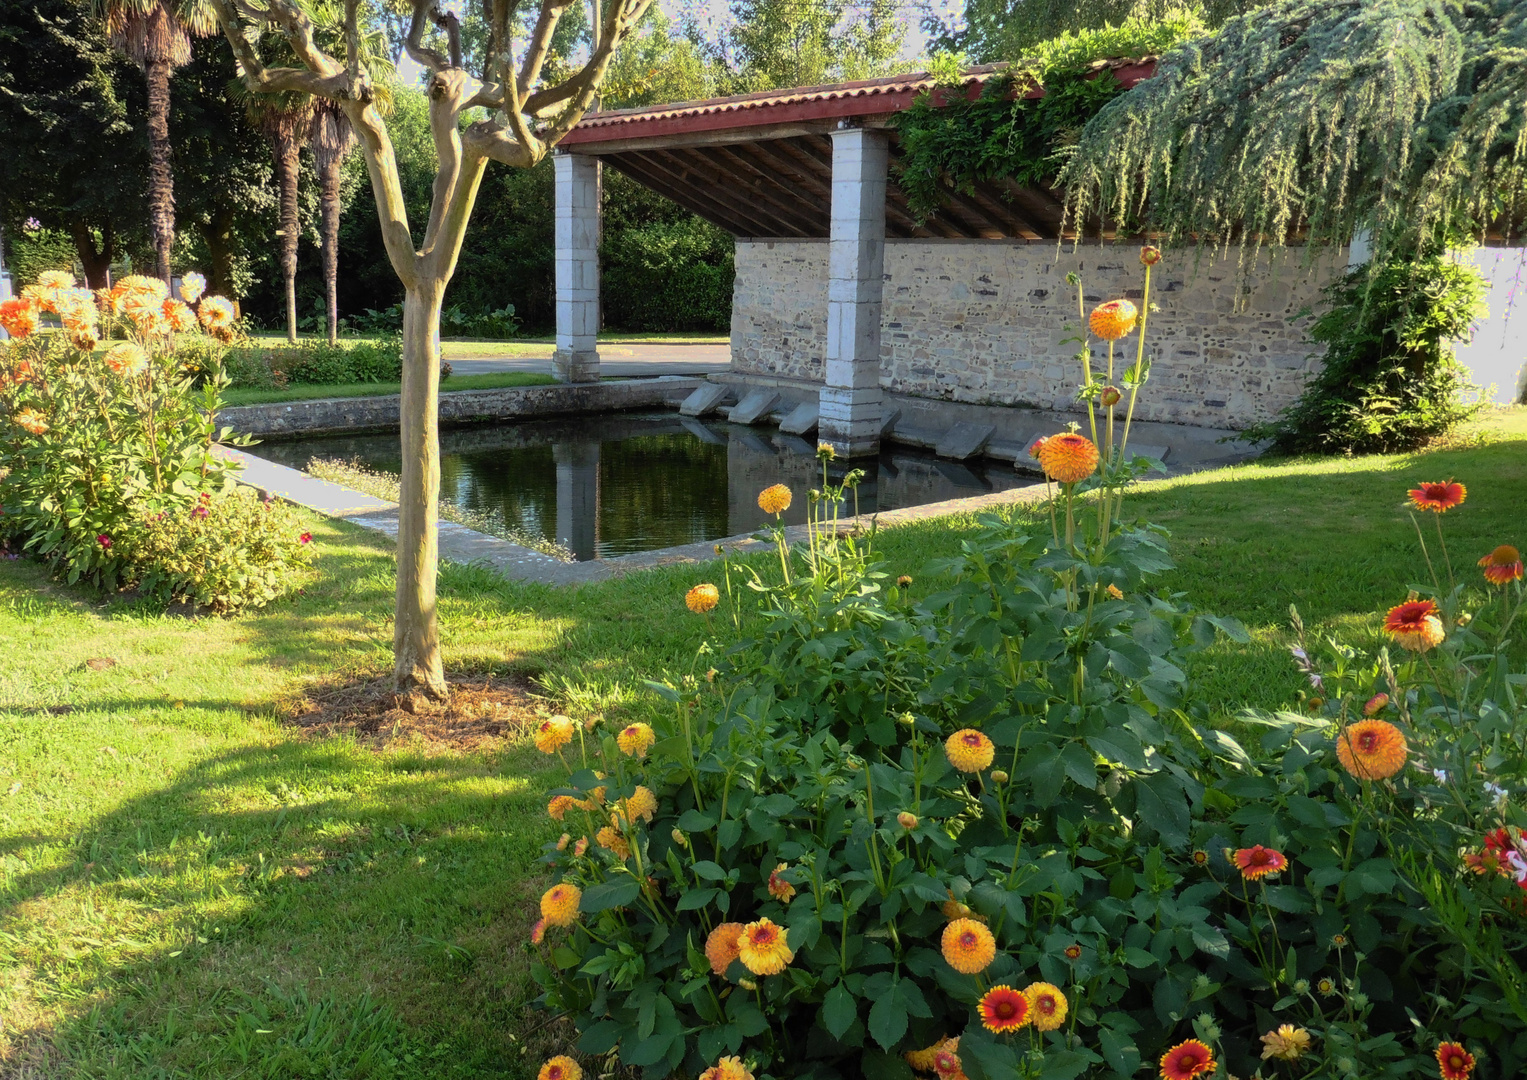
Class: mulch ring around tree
286,672,545,750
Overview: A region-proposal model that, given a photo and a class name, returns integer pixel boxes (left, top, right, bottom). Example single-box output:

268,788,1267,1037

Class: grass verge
0,407,1522,1077
221,372,558,407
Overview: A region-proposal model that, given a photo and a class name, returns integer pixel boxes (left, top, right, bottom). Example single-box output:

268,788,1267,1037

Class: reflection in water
257,412,1028,561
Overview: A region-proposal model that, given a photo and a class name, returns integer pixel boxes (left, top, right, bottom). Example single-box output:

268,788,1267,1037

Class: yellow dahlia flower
1024,981,1067,1030
758,484,792,515
941,918,996,974
945,729,995,773
616,722,656,758
738,917,793,975
533,715,575,754
538,1056,581,1080
1088,298,1138,341
595,825,630,859
686,583,720,613
540,882,582,927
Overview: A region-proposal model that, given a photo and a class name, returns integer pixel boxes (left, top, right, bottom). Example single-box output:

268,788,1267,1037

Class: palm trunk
393,281,448,702
145,57,175,286
319,155,343,346
275,134,301,344
202,206,236,299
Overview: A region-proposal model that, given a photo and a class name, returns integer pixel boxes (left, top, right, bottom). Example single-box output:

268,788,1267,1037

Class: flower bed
0,273,313,612
516,252,1526,1080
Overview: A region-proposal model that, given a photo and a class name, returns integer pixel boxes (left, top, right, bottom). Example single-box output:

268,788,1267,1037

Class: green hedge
602,219,735,333
217,335,404,389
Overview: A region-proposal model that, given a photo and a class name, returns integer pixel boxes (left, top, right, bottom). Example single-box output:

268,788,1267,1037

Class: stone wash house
553,64,1341,460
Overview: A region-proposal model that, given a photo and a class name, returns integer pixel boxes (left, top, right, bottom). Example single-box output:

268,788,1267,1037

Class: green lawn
1,406,1523,1076
243,333,730,363
222,372,558,407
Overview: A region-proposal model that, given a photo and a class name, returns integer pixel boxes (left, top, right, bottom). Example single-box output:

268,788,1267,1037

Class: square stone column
817,125,888,458
554,151,601,383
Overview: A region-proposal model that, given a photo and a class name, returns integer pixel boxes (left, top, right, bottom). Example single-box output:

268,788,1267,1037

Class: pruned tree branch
404,0,447,74
518,0,573,102
420,68,479,257
429,6,462,69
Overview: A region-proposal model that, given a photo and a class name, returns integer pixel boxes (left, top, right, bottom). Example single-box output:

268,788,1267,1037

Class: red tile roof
559,60,1157,148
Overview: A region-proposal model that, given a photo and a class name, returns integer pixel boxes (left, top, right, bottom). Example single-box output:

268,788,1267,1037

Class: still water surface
257,412,1027,561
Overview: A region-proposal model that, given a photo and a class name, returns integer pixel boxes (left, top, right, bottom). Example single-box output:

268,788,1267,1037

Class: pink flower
96,535,112,549
299,532,313,544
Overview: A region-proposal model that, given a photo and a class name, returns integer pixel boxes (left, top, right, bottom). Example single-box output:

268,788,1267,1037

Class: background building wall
730,238,1340,429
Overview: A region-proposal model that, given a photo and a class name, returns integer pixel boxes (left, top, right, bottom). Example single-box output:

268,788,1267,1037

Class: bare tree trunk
319,154,343,346
69,219,115,290
201,206,237,298
394,280,448,702
274,134,302,344
145,56,176,286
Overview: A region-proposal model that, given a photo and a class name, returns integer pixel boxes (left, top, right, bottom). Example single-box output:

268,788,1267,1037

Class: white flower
1485,782,1509,806
1432,769,1449,784
1507,850,1527,886
180,271,207,304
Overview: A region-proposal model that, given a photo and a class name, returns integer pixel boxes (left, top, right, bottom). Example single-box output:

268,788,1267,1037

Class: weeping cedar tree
208,0,654,702
1056,0,1525,450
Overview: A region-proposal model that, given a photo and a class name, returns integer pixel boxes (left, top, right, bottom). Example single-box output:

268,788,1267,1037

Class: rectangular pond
254,412,1029,561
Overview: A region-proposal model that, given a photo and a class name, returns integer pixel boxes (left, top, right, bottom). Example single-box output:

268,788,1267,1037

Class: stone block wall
730,239,1339,429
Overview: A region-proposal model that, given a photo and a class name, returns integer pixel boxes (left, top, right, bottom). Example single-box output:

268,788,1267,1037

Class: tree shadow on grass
1,734,572,1079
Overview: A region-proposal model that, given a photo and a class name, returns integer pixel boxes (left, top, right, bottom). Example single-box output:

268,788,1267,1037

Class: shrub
526,254,1527,1080
602,219,734,333
0,272,313,611
218,334,404,388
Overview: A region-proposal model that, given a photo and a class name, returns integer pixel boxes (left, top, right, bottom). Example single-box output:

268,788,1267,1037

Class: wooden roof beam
624,150,810,237
603,154,758,235
689,144,829,237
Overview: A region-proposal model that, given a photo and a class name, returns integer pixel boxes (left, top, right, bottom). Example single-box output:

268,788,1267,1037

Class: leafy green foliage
934,0,1258,63
603,219,735,333
220,334,404,389
1246,253,1488,454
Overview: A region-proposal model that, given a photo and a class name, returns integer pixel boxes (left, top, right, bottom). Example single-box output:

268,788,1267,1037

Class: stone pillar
554,152,601,383
817,125,888,458
554,441,600,561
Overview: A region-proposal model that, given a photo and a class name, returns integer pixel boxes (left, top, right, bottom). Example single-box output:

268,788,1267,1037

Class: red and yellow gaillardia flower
1335,719,1408,780
1063,943,1083,960
1435,1042,1476,1080
698,1056,753,1080
534,715,575,754
941,918,997,974
547,795,577,821
945,729,995,773
1159,1039,1216,1080
616,721,656,757
1089,298,1138,341
1408,480,1466,513
767,863,796,902
0,298,39,338
1479,545,1524,586
595,825,630,859
1024,982,1067,1030
738,917,794,975
686,583,720,613
905,1036,954,1072
977,985,1030,1033
1234,845,1288,880
1260,1024,1312,1061
1038,432,1100,484
757,484,792,515
932,1041,968,1080
1384,599,1446,652
704,922,745,976
538,1056,582,1080
540,882,582,927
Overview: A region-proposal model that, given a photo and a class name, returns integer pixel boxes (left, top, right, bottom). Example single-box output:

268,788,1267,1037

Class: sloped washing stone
778,401,820,436
679,383,732,417
729,389,782,425
935,422,996,461
1128,444,1170,462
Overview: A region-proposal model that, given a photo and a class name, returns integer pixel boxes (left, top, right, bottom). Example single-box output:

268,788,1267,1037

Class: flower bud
898,712,916,727
672,829,688,847
556,833,570,851
991,770,1009,783
739,978,758,991
897,811,918,829
897,575,913,588
1140,245,1162,266
1100,385,1122,407
1349,992,1368,1008
816,442,836,462
1292,979,1309,994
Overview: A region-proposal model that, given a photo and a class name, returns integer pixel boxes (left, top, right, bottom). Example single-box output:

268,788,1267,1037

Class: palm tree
307,101,354,346
244,89,314,343
92,0,215,285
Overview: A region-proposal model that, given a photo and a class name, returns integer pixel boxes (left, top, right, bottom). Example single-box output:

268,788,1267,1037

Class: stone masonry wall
730,239,1339,429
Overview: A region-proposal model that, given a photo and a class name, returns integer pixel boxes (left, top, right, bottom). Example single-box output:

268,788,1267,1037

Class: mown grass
222,372,558,408
1,407,1523,1077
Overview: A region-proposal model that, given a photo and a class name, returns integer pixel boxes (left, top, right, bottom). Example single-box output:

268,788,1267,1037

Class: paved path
448,342,730,379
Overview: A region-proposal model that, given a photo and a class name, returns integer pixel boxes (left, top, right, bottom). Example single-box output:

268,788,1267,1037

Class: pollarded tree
207,0,655,702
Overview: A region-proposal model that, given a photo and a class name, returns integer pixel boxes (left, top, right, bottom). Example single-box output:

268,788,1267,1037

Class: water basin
255,412,1030,561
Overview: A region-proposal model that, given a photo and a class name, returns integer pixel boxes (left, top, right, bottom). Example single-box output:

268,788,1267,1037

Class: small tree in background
208,0,655,702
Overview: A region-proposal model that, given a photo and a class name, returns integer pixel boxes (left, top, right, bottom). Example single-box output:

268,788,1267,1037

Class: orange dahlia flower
1335,719,1408,780
704,922,745,976
617,722,656,757
1159,1039,1216,1080
941,917,996,974
944,729,995,773
686,583,720,613
1089,298,1138,341
1479,545,1523,586
1384,599,1445,652
0,298,38,339
1023,982,1067,1030
539,1057,582,1080
767,862,796,902
13,408,48,435
1408,480,1465,513
103,343,149,378
616,785,657,825
738,917,793,975
698,1056,753,1080
978,985,1029,1033
1234,845,1287,880
540,882,582,927
757,483,792,515
534,715,575,754
905,1037,953,1072
1037,432,1099,484
595,824,630,859
1436,1043,1476,1080
547,795,577,820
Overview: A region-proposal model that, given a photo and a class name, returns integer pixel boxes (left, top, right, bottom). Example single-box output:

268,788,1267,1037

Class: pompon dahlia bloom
767,862,796,902
539,882,582,927
1234,845,1288,880
757,483,792,515
0,298,39,338
533,715,575,754
905,1037,954,1072
1089,298,1138,341
595,824,630,859
1159,1039,1216,1080
13,409,48,435
1384,599,1446,652
945,729,995,773
686,583,720,613
1479,545,1524,586
1436,1042,1476,1080
941,918,996,974
538,1056,582,1080
1408,480,1466,513
977,985,1030,1032
547,794,577,820
698,1057,753,1080
1335,719,1408,780
103,343,149,378
180,271,207,304
1023,982,1067,1030
617,785,657,824
1037,432,1100,484
1260,1024,1312,1061
737,917,794,975
704,922,745,976
616,722,656,757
